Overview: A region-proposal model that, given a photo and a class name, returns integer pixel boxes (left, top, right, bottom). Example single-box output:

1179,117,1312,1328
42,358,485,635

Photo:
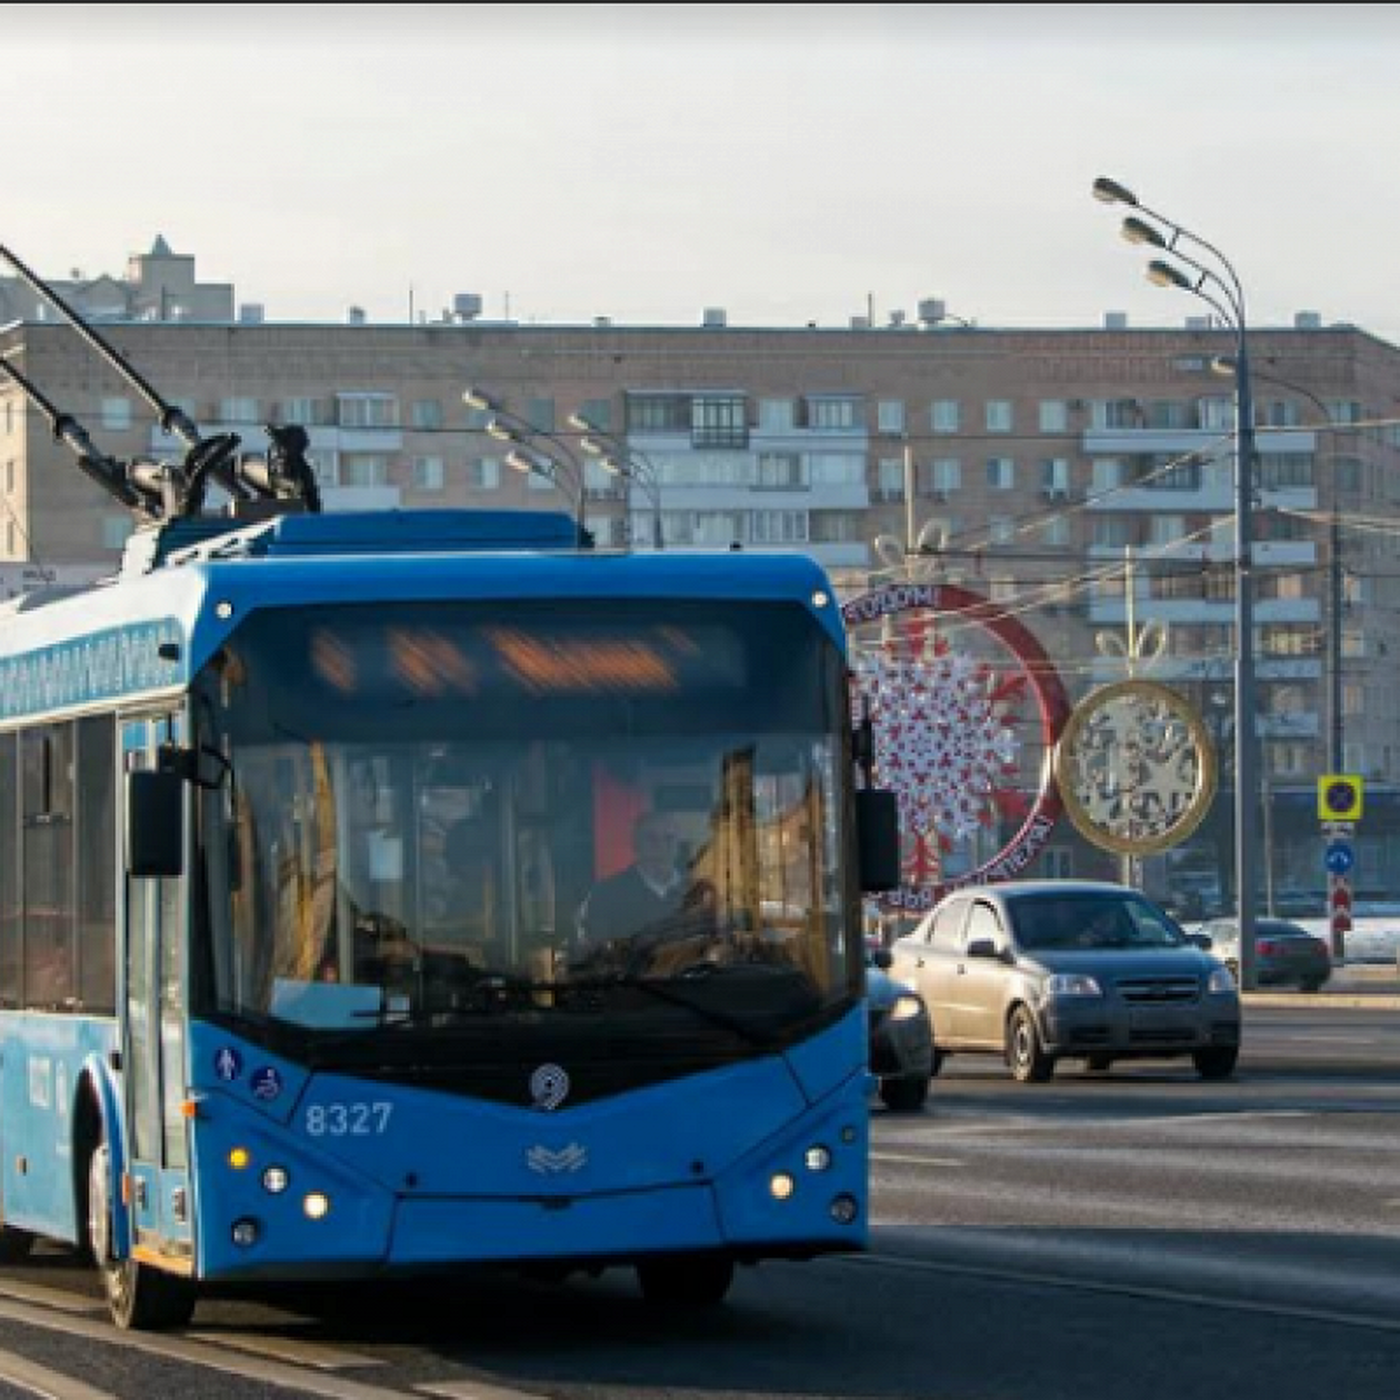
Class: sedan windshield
1012,893,1189,952
191,598,859,1065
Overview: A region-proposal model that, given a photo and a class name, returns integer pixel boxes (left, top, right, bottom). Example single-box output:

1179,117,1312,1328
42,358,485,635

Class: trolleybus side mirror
855,788,900,892
126,770,184,878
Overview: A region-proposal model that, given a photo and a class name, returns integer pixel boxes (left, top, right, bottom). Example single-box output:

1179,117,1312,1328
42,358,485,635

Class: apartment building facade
2,300,1399,905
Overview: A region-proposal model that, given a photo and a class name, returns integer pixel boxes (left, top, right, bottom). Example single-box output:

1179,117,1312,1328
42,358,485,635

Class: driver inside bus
575,811,689,952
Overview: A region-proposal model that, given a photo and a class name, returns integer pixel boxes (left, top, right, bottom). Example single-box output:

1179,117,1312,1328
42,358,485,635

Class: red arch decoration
842,580,1073,912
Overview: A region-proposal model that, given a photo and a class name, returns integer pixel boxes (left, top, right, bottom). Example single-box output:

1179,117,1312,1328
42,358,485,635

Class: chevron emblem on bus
526,1143,588,1175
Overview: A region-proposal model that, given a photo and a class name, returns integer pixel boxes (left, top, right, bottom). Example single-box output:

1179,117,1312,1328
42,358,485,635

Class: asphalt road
0,1002,1394,1400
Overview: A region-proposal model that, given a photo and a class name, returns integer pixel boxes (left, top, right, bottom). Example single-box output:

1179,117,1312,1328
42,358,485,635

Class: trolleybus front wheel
635,1252,735,1306
88,1140,196,1330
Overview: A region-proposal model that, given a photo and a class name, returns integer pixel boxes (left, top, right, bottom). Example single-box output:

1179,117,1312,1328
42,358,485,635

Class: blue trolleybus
0,247,898,1329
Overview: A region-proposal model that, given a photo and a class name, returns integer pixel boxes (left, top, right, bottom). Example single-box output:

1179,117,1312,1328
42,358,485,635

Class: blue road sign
1325,842,1355,875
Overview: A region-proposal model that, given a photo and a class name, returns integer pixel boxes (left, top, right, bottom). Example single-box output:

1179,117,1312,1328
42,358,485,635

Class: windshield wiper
562,972,779,1048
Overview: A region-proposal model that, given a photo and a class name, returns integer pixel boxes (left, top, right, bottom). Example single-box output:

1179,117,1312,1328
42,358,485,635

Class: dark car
866,950,935,1111
1198,916,1332,991
891,880,1241,1083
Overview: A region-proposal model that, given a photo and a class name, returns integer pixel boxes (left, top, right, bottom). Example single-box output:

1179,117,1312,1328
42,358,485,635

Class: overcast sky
8,4,1400,339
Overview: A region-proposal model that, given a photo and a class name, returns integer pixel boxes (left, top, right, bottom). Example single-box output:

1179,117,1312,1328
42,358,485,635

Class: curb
1241,992,1400,1009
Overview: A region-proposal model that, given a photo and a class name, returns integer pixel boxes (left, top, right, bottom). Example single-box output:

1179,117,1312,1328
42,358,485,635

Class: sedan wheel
1006,1006,1055,1083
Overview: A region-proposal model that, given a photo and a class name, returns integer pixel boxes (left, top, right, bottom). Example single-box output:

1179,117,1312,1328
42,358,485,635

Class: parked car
1197,916,1332,991
866,949,935,1111
890,881,1241,1083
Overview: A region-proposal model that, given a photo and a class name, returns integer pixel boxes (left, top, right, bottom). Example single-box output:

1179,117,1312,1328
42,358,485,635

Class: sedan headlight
891,994,924,1021
1208,966,1238,994
1043,973,1103,997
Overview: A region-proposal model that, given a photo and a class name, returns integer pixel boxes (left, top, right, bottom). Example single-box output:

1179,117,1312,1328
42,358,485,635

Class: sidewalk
1242,961,1400,1009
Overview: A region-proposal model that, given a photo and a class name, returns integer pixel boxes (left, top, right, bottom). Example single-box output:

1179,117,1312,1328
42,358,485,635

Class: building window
876,458,905,500
691,395,747,448
1091,459,1125,493
410,399,443,430
750,510,809,544
808,453,864,487
985,400,1013,433
986,458,1015,490
1039,516,1070,547
412,456,444,490
628,394,692,433
756,452,805,488
337,394,400,429
922,459,961,497
281,396,325,426
219,397,259,425
1041,459,1071,493
931,400,961,434
466,457,500,490
1039,401,1069,433
757,398,796,432
1091,517,1133,549
805,397,859,432
339,453,389,487
988,516,1015,545
1148,515,1185,545
810,511,864,543
876,401,906,435
4,461,13,493
577,398,612,431
100,397,132,430
1197,396,1234,430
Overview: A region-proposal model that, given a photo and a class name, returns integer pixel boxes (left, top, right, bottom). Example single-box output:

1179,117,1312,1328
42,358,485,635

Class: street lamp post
1093,176,1261,990
462,387,586,529
1213,356,1346,774
567,413,665,550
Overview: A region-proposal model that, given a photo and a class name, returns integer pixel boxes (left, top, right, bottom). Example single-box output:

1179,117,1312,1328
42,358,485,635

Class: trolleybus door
120,718,192,1259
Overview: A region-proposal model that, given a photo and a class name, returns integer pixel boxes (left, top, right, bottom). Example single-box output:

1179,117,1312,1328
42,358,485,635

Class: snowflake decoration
854,632,1028,856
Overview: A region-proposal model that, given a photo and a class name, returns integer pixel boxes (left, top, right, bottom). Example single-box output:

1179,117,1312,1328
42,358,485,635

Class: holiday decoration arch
843,581,1073,913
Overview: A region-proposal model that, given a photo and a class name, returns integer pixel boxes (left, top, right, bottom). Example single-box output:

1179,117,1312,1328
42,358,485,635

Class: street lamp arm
570,412,665,549
464,388,584,526
1096,175,1247,317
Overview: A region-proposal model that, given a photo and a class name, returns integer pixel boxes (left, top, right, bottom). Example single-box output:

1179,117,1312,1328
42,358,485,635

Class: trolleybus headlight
804,1145,833,1173
228,1147,251,1171
231,1218,260,1247
769,1172,796,1201
303,1192,332,1220
262,1166,290,1195
830,1194,860,1225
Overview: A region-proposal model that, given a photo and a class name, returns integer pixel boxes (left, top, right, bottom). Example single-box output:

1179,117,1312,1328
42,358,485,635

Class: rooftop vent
593,315,612,328
917,297,947,327
1294,310,1323,330
850,315,871,331
1104,311,1128,330
238,303,265,325
1185,315,1214,330
702,307,727,328
346,306,367,326
888,309,907,328
453,293,483,322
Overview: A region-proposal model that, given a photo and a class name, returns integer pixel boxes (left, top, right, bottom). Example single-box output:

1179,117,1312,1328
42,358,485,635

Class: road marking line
187,1330,385,1369
0,1346,117,1399
417,1381,553,1399
872,1153,965,1167
837,1250,1400,1335
0,1290,421,1400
